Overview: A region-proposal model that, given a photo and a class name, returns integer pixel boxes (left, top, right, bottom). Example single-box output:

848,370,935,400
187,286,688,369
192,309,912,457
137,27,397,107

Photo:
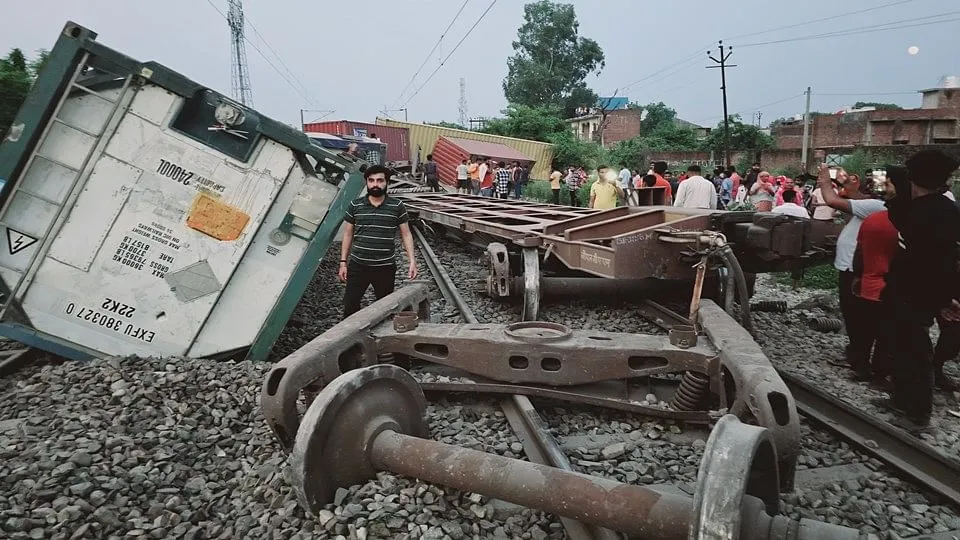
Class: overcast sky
2,0,958,129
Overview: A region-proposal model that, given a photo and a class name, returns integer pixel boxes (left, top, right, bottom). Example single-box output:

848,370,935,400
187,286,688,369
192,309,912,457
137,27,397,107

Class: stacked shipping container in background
303,121,410,165
375,117,554,180
431,136,536,187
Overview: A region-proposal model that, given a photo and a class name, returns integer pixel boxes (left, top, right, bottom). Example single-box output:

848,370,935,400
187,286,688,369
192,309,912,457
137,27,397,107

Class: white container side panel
188,165,340,356
17,83,297,357
0,87,119,276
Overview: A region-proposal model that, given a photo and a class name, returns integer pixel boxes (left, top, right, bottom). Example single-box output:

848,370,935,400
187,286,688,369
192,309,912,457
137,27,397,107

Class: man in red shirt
651,161,673,205
849,202,899,383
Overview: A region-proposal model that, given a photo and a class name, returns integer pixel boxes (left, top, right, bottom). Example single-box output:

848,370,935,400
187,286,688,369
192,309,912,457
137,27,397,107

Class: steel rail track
412,227,619,540
780,370,960,509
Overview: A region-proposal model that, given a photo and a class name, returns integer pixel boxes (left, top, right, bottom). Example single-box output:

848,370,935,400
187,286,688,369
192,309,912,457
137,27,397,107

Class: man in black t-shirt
874,150,960,430
423,154,440,192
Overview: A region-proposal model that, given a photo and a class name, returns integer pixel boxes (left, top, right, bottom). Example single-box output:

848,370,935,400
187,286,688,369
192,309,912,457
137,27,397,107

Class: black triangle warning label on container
7,227,38,255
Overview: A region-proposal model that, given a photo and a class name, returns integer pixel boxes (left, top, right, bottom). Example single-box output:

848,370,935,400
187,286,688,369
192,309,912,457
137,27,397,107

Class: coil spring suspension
810,317,843,332
751,300,788,313
670,371,711,411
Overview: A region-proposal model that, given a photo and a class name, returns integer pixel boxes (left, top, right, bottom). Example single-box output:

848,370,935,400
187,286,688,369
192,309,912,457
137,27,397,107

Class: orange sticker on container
186,193,250,241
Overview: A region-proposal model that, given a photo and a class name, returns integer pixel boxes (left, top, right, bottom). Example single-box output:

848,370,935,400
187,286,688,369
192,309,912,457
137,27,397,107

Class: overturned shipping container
375,117,554,181
303,120,410,167
431,136,536,187
0,22,365,362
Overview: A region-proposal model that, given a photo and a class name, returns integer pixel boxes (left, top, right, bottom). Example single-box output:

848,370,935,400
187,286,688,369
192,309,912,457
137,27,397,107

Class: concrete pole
800,87,812,170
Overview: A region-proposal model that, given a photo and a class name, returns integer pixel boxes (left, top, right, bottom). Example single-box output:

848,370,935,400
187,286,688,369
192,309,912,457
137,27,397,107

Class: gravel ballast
750,273,960,460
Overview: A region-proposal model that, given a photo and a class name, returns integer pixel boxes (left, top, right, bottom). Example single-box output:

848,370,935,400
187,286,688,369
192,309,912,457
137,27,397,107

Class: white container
0,22,364,361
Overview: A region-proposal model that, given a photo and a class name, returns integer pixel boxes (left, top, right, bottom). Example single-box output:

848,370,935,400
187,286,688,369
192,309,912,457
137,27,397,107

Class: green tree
701,115,775,153
606,137,646,171
635,101,678,134
641,124,700,151
563,86,598,119
1,48,48,137
503,1,605,112
547,130,605,171
481,104,567,142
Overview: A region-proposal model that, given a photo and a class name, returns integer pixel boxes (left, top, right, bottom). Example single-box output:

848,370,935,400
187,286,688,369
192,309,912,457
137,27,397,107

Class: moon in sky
908,46,920,55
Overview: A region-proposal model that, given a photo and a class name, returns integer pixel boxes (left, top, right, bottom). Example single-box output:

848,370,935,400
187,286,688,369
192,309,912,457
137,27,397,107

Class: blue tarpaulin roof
597,97,629,110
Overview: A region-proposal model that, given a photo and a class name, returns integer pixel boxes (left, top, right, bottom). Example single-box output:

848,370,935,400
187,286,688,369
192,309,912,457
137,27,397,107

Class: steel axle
291,365,872,539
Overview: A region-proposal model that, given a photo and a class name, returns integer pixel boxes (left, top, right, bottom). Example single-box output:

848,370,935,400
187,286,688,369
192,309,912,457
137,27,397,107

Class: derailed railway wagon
0,22,365,362
394,193,844,322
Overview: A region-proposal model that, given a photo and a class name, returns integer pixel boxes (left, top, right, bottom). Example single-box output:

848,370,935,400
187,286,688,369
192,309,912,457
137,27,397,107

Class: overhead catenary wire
242,13,319,106
609,0,918,97
816,91,919,97
737,11,960,48
751,0,917,36
392,0,471,109
401,0,498,109
695,93,805,126
203,0,318,106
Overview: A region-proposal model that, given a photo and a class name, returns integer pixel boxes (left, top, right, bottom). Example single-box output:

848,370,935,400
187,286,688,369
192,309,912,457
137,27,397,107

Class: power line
204,0,316,105
401,0,498,108
737,11,960,48
392,0,471,109
611,1,917,96
242,12,318,105
751,0,917,36
697,93,805,126
617,46,712,92
816,91,918,97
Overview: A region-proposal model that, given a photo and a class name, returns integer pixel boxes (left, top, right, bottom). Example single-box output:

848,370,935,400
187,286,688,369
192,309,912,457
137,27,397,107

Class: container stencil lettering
64,301,155,342
155,159,225,193
112,235,150,270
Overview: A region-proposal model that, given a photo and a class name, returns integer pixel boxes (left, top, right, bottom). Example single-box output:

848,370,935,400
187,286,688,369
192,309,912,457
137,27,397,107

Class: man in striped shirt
338,165,418,318
495,162,511,199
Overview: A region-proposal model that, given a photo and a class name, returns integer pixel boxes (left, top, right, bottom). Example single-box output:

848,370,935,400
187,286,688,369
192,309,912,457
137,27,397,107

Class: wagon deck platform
395,192,842,281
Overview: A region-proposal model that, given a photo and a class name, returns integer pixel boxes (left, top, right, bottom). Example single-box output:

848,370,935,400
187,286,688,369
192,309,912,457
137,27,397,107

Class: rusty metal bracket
699,300,800,491
289,365,868,539
261,284,431,451
521,247,540,321
262,287,802,491
486,242,511,298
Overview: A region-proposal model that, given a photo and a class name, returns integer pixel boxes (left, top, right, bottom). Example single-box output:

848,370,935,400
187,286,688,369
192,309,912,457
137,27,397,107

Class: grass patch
772,264,839,290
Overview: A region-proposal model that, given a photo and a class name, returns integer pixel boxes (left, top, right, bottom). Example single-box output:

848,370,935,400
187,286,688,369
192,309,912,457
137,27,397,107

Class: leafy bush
725,200,755,211
522,178,595,207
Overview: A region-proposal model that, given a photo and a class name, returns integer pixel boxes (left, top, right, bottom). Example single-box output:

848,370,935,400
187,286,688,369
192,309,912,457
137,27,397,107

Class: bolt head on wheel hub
290,364,427,514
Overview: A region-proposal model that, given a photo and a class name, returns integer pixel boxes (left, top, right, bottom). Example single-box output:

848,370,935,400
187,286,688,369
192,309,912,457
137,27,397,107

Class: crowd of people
345,149,960,432
816,151,960,432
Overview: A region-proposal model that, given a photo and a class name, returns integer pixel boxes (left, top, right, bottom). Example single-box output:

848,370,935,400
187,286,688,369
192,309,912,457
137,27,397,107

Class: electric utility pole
800,86,812,170
707,41,736,168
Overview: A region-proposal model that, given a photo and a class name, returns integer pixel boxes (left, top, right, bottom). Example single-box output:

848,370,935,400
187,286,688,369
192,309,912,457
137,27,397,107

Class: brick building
773,78,960,150
566,98,709,148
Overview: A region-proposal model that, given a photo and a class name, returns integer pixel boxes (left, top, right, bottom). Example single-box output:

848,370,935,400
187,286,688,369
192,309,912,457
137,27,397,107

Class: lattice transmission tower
227,0,254,106
458,78,469,127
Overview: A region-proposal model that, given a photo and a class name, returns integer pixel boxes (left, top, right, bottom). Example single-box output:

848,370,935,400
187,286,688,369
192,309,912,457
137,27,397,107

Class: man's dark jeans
342,261,397,319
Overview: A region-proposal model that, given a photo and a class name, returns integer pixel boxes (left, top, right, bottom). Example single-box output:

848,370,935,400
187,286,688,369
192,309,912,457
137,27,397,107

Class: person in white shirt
810,184,839,220
771,189,810,218
673,165,717,209
455,160,470,194
618,163,633,206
